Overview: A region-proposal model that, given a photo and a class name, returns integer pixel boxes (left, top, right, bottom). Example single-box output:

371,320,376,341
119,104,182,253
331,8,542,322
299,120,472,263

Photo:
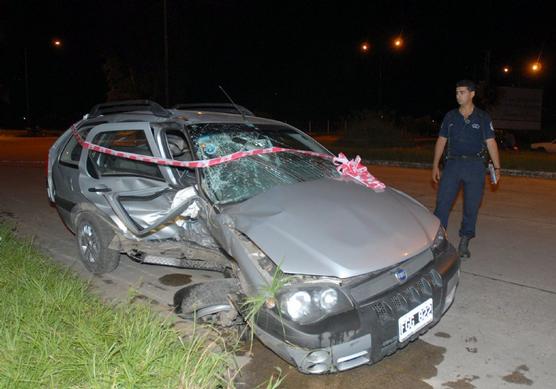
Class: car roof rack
88,100,171,119
173,103,253,116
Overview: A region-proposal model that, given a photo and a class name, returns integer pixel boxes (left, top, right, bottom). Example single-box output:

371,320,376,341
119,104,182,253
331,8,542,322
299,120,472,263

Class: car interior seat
166,131,196,185
167,132,192,161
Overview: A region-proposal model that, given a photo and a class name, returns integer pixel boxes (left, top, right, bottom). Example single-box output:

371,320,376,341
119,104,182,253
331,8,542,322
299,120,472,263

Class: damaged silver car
47,100,460,374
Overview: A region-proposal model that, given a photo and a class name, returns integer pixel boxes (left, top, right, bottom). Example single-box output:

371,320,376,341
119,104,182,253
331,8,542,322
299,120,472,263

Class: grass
241,268,293,346
259,368,285,389
239,268,291,387
0,225,236,388
318,138,556,172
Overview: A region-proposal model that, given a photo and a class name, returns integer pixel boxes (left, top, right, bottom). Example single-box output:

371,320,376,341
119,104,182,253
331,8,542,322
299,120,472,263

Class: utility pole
483,49,492,108
378,53,383,107
24,47,30,119
484,49,491,85
163,0,169,106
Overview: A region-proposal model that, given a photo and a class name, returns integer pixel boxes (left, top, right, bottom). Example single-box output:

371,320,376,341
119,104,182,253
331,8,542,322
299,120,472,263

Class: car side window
89,130,163,180
60,128,90,166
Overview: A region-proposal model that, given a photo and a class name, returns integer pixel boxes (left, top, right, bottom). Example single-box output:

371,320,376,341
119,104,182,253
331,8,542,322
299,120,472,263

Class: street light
502,65,511,74
530,61,542,73
360,42,370,53
392,36,404,50
52,38,62,48
358,36,405,107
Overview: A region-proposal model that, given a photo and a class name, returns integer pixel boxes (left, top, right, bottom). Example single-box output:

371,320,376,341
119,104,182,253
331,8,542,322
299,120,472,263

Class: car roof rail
87,100,171,119
173,103,253,116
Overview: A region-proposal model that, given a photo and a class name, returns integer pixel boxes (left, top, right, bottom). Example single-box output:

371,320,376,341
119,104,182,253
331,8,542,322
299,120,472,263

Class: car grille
371,301,390,318
347,249,434,304
416,277,433,295
364,268,443,323
348,251,459,363
390,294,407,311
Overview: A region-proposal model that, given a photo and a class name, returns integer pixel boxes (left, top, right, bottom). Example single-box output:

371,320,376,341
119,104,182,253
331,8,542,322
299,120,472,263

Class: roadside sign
490,87,542,131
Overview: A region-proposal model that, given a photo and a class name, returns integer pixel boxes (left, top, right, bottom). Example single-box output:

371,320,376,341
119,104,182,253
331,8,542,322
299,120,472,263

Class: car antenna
218,85,250,124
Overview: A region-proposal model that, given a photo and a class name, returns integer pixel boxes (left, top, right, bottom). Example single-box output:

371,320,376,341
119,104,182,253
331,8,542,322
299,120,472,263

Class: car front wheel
175,279,241,326
75,212,120,274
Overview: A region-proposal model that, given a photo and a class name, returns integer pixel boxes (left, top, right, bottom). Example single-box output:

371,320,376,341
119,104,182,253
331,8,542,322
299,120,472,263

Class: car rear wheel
75,212,120,274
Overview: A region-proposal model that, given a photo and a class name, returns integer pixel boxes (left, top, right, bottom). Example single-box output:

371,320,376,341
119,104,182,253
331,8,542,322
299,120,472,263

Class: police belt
446,154,484,161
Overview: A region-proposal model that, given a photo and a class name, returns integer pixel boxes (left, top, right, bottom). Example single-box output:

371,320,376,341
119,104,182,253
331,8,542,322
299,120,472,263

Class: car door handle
88,186,112,193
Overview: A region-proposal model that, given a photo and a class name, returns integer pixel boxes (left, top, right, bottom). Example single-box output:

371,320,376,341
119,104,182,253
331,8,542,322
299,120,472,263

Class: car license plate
398,298,433,342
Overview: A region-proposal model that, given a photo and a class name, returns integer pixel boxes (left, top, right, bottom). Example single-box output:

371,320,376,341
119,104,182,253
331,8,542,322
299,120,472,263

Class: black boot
458,236,471,258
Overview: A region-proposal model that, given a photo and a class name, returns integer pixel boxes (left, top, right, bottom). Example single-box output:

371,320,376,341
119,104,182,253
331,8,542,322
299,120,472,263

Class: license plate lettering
398,299,433,342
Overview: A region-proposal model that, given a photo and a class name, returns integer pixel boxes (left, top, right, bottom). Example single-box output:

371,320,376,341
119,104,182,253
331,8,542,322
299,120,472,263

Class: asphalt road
0,135,555,388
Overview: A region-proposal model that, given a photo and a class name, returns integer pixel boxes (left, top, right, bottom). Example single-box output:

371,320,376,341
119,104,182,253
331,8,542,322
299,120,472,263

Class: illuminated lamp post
359,35,404,107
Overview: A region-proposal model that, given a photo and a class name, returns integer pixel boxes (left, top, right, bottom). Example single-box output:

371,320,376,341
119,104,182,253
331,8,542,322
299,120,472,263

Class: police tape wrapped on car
47,100,460,374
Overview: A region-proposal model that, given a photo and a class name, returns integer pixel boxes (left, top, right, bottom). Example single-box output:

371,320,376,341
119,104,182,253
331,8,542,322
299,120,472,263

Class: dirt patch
464,336,477,343
464,336,478,353
130,294,159,305
236,339,445,388
158,273,192,286
442,375,479,389
502,365,533,386
0,136,56,163
435,332,451,338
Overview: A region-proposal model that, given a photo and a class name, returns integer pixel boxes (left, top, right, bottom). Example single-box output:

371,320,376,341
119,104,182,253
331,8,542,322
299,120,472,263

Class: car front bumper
253,245,460,374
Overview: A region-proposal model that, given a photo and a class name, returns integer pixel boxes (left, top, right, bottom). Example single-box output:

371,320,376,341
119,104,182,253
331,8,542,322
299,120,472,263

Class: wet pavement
158,273,193,286
236,339,445,388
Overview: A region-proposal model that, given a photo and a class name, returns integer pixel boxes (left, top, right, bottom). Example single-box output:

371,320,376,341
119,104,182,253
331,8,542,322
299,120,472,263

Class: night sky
1,0,554,127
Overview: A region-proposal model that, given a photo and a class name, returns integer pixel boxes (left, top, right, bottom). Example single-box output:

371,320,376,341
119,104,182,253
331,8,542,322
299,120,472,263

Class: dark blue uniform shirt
439,108,495,156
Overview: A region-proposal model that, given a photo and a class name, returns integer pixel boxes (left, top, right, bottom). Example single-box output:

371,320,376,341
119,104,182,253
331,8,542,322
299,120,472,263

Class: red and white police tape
332,153,386,191
71,124,385,191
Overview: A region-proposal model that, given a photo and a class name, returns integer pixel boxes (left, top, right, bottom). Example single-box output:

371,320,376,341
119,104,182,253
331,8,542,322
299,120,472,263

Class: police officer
432,80,501,258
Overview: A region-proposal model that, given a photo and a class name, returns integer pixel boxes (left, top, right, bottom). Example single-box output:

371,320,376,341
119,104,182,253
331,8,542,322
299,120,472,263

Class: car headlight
277,284,352,325
431,225,448,256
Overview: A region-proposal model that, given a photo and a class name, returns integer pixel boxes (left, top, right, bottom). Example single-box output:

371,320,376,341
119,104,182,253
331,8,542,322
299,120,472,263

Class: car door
78,122,197,238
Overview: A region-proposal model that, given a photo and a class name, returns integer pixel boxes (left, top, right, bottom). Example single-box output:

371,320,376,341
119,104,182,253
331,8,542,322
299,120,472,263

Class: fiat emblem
394,268,407,283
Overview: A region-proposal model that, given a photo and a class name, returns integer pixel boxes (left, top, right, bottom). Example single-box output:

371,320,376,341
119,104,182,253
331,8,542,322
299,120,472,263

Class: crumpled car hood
224,177,439,278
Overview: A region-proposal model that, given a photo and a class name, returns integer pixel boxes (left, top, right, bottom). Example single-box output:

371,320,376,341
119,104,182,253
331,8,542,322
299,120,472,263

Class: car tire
75,211,120,274
175,278,241,325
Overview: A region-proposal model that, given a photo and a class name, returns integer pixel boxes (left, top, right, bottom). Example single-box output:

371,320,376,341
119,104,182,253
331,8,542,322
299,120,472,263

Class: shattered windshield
188,123,340,204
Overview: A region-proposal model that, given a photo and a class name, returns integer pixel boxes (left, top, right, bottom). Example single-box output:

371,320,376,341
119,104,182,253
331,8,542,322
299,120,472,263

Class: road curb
0,160,45,167
364,159,556,180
